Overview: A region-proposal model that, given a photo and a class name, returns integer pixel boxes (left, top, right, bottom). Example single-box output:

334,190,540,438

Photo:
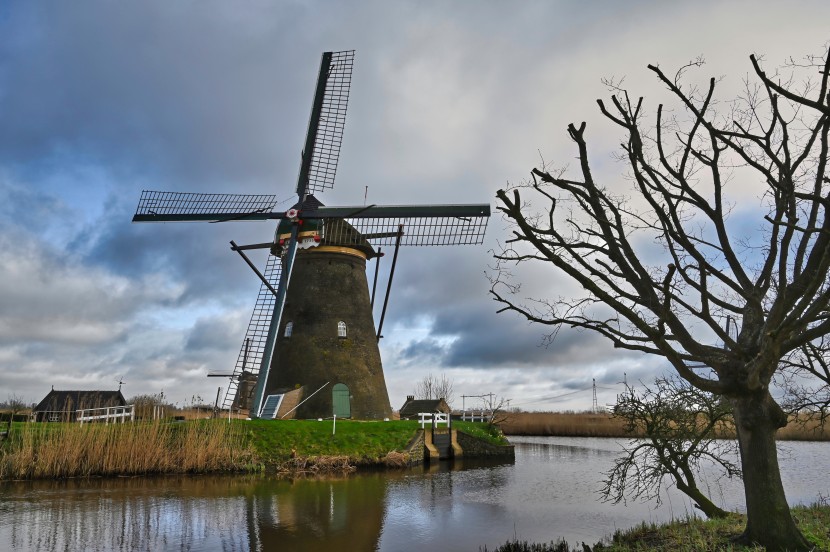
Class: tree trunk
675,480,728,519
731,392,812,551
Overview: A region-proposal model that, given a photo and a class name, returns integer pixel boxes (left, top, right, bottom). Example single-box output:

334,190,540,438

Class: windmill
132,50,490,419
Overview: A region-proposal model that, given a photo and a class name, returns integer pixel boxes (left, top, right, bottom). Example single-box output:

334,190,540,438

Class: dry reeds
381,450,410,468
500,411,629,438
0,420,256,480
277,455,356,474
777,413,830,441
500,411,830,441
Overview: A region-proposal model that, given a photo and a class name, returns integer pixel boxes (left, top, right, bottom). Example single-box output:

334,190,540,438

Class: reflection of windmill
132,50,490,419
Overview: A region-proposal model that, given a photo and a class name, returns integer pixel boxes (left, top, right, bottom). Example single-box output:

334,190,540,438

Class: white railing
77,405,135,424
461,411,488,422
418,412,450,428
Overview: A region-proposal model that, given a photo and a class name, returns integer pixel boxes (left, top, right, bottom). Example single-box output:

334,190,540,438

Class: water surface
2,436,828,551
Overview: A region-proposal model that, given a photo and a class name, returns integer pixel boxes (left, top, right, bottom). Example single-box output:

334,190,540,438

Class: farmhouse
32,389,127,422
398,395,451,420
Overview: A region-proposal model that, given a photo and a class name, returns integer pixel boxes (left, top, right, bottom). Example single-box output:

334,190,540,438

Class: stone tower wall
263,247,392,419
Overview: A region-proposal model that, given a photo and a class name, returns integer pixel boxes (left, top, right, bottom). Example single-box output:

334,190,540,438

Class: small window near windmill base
284,322,293,338
338,321,347,338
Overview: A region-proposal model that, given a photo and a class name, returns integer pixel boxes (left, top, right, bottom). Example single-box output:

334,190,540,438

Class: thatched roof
33,389,126,413
399,396,451,419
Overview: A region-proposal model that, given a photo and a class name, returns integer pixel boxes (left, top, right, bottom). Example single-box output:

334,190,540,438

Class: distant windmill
132,50,490,419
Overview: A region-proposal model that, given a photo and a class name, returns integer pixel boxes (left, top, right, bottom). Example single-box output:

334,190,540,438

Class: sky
1,1,828,412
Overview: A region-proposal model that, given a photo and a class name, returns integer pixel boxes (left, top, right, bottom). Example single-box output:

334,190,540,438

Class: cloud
2,0,830,408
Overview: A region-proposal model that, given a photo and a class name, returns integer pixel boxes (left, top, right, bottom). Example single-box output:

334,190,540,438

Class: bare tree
778,334,830,430
491,47,830,550
602,376,740,519
414,373,455,407
481,394,510,428
3,394,27,438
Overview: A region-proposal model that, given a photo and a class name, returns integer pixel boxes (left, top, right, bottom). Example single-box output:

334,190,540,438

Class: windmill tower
132,51,490,419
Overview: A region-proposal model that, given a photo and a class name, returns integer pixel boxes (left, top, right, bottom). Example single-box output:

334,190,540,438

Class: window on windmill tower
284,321,293,338
338,321,347,338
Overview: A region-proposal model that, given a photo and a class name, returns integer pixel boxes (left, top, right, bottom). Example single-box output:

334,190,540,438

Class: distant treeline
1,413,29,424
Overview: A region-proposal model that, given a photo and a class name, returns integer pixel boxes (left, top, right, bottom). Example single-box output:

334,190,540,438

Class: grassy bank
0,418,508,480
247,419,508,470
500,411,830,441
484,503,830,551
246,419,420,470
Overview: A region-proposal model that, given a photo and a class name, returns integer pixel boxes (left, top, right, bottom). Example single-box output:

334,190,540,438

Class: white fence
461,411,489,423
77,405,135,424
418,412,450,428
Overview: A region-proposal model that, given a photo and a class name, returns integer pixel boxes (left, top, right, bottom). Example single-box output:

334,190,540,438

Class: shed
399,395,451,419
32,389,127,422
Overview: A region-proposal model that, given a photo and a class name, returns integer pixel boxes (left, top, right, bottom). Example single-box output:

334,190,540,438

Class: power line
510,386,593,407
509,380,624,408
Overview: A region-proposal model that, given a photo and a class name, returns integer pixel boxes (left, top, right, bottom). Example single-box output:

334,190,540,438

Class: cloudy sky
1,1,828,411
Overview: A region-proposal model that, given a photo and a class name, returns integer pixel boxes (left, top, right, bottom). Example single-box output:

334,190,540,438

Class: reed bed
777,414,830,441
499,411,830,441
0,420,256,480
500,412,629,438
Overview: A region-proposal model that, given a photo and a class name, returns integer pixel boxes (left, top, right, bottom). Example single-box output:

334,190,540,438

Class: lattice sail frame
222,254,281,410
134,191,489,246
306,50,354,194
325,215,489,246
134,191,279,221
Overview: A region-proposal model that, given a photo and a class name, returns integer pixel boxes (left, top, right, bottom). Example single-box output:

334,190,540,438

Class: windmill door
332,384,351,418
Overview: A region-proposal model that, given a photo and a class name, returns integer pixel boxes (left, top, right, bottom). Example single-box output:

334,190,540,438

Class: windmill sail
330,213,489,246
221,254,282,410
304,49,354,194
133,191,279,222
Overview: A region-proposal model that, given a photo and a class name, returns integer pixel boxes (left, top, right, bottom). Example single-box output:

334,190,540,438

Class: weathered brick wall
404,429,425,465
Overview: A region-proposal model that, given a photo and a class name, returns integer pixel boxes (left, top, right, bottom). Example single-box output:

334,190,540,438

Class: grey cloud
3,0,830,407
185,313,246,354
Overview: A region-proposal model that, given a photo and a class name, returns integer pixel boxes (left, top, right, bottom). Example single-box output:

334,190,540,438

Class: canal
1,436,828,551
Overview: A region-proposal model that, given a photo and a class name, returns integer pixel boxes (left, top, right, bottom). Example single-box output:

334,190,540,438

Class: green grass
605,504,830,551
484,503,830,551
245,418,509,466
455,420,511,445
245,419,422,465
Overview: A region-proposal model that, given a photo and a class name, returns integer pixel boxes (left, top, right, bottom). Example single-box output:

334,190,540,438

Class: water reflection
0,474,394,551
1,438,828,551
248,475,386,551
